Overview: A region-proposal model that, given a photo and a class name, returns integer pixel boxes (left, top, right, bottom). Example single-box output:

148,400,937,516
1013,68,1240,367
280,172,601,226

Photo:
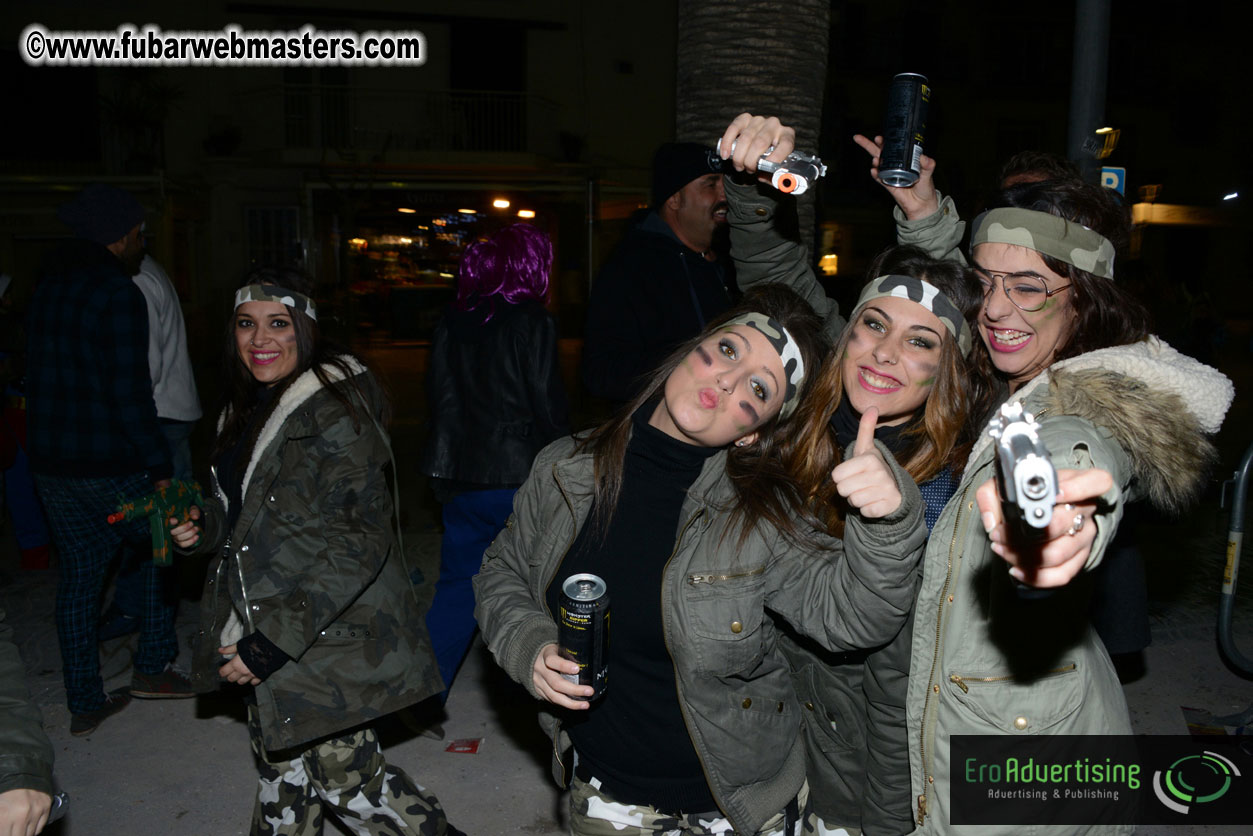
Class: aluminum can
879,73,931,188
558,573,609,698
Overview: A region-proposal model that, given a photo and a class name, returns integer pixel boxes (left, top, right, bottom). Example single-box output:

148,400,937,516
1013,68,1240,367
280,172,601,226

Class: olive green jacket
186,362,441,752
909,340,1232,834
473,432,928,835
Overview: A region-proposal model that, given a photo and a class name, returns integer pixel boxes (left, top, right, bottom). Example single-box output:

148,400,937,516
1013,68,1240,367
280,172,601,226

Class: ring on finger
1066,512,1085,537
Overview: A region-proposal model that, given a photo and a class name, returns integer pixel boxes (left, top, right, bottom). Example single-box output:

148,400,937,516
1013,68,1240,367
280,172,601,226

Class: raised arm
853,133,967,265
720,113,846,341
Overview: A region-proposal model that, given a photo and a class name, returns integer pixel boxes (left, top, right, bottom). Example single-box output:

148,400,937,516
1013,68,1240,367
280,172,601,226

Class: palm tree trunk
676,0,830,256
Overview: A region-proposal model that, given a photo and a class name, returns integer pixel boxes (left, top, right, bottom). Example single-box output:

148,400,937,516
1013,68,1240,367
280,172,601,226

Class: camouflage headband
854,274,973,356
722,312,806,419
970,207,1116,280
233,284,318,321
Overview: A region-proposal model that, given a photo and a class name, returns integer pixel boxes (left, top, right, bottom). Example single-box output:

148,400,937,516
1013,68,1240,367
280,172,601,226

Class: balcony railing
258,85,559,156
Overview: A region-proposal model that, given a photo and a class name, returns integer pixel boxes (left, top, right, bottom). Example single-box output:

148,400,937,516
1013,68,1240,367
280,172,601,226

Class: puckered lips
699,387,719,409
857,365,903,394
986,326,1033,353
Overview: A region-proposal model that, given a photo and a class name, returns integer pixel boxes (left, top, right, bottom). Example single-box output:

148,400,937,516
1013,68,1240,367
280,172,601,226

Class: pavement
2,344,1252,836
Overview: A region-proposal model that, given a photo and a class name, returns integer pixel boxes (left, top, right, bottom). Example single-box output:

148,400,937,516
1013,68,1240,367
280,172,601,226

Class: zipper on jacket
948,663,1077,694
687,565,766,585
543,461,588,790
917,482,971,826
661,509,737,821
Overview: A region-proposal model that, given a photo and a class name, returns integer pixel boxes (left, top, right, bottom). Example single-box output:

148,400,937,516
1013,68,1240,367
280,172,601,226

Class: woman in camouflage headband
170,267,468,835
475,284,934,836
855,128,1234,836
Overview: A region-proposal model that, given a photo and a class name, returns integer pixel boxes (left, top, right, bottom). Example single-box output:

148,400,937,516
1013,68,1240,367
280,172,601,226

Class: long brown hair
788,247,993,534
577,284,829,546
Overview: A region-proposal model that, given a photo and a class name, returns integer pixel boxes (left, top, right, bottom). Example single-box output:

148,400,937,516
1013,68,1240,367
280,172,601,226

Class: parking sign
1101,167,1126,194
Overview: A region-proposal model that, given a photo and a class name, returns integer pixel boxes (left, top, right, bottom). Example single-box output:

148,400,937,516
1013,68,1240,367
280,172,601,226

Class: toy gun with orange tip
107,479,205,566
717,138,828,195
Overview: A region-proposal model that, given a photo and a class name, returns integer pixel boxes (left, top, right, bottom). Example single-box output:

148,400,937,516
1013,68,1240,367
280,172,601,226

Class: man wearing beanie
582,142,735,403
26,183,192,737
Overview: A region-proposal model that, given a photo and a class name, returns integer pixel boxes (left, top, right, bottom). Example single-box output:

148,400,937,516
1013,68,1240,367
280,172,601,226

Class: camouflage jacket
473,432,927,835
187,361,441,752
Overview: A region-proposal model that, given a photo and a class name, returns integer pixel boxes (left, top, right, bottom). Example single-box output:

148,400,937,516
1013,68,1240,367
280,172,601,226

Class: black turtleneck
544,404,721,814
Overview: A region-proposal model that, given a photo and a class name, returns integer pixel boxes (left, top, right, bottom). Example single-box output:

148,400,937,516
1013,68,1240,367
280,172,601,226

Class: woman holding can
473,283,931,836
846,137,1234,833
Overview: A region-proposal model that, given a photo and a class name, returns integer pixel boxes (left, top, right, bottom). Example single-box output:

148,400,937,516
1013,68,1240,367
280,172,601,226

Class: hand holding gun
986,402,1057,544
107,479,206,566
717,136,827,195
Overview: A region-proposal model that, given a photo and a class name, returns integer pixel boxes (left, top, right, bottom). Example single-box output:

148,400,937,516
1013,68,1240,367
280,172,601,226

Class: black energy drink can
879,73,931,188
558,573,609,699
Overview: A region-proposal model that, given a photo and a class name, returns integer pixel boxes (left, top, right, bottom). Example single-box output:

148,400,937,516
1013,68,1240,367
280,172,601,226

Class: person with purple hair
419,223,570,704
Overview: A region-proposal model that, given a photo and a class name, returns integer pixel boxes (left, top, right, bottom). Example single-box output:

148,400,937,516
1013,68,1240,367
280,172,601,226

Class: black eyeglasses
973,265,1071,312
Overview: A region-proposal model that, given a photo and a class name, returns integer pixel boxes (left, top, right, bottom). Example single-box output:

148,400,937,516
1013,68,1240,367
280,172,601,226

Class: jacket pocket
795,663,866,754
684,567,766,676
945,661,1082,733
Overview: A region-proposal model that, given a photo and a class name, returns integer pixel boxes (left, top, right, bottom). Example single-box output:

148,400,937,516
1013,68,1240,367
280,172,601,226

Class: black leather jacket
419,300,569,491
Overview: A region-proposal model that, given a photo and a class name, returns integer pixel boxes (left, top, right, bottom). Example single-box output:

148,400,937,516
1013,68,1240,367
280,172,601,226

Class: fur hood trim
973,338,1232,514
234,357,368,498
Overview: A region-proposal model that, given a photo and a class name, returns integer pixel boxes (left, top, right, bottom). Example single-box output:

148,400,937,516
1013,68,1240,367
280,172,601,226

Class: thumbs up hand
830,408,902,519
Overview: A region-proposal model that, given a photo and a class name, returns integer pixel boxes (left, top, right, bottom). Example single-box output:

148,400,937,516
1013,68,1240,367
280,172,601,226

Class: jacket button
755,207,767,217
933,684,940,693
1014,716,1028,730
251,604,260,612
742,698,752,709
967,502,974,511
777,701,784,713
805,702,814,711
269,495,276,502
298,600,308,609
730,621,743,634
241,545,249,552
948,595,954,603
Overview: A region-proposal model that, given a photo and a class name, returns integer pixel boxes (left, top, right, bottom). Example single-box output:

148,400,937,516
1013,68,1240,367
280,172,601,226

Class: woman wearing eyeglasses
855,139,1234,833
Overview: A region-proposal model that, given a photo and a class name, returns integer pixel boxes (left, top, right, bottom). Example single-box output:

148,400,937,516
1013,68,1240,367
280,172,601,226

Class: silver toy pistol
716,138,828,195
987,402,1057,541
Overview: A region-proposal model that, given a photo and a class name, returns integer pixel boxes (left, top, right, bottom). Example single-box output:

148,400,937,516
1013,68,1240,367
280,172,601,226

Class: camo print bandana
970,207,1116,280
723,312,806,419
854,274,973,357
233,284,318,321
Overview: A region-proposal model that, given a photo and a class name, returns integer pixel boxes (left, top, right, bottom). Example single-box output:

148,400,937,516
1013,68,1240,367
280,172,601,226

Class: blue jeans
424,489,516,700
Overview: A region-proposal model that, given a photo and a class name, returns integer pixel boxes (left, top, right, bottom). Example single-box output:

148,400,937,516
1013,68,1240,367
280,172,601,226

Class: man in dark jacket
581,142,736,403
27,184,192,737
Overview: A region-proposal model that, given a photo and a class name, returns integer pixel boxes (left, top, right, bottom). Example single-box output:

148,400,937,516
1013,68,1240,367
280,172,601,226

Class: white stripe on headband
234,284,318,321
722,311,806,419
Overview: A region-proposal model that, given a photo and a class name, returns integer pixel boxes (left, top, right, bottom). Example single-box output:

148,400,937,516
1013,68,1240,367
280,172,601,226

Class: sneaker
70,688,132,736
130,664,194,699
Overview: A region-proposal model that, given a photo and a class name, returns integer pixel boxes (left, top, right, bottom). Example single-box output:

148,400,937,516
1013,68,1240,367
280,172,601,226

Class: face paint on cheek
917,376,936,387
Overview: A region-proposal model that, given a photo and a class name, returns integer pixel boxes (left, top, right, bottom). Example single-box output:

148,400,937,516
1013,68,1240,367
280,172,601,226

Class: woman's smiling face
973,242,1078,390
840,295,946,427
650,325,786,448
235,301,299,385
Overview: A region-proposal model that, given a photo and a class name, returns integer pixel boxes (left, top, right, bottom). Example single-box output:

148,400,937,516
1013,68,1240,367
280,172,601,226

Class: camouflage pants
569,775,808,836
798,813,860,836
247,706,451,835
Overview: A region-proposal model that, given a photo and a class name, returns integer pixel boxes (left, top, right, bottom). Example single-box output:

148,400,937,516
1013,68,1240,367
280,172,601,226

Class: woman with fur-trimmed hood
868,168,1234,833
171,269,466,836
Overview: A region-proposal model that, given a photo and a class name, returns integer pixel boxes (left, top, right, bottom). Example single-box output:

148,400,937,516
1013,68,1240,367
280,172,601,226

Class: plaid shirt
26,239,172,482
